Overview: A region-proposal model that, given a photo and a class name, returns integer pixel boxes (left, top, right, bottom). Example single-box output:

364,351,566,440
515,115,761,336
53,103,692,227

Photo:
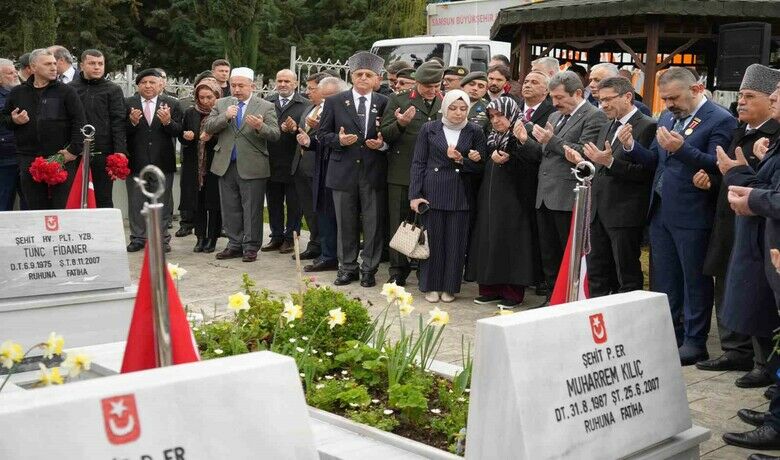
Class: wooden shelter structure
491,0,780,103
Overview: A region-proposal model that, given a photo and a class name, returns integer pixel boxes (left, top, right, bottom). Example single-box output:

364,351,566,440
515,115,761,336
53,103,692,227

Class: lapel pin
345,100,351,107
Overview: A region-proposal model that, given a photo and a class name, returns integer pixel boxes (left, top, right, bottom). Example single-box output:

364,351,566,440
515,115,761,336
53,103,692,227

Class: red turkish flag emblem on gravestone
589,313,608,344
101,394,141,445
44,215,59,232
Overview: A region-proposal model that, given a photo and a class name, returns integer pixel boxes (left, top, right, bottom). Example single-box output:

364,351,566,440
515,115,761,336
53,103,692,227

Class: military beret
386,60,413,75
396,67,415,80
460,71,488,86
444,66,468,78
135,68,162,85
740,64,780,95
415,61,444,84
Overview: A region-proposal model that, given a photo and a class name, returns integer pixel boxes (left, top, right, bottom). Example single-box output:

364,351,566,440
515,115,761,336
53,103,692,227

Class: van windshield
372,44,452,68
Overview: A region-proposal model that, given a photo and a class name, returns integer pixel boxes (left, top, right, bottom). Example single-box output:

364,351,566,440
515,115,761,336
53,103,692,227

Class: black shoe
297,249,321,260
748,453,780,460
279,240,294,254
193,238,205,253
360,272,376,288
766,384,778,401
679,344,708,366
260,239,283,252
126,241,145,252
497,299,521,309
334,271,359,286
696,353,754,372
723,424,780,450
203,238,217,253
474,295,502,305
387,274,408,287
304,259,338,272
215,247,242,260
736,368,773,388
739,409,770,428
164,243,171,253
175,226,193,237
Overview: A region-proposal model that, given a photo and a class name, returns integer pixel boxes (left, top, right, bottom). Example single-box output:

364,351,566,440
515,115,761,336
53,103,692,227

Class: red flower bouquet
29,154,68,185
105,153,130,181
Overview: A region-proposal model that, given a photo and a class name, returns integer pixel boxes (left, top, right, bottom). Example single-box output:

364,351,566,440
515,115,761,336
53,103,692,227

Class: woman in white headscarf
409,90,486,303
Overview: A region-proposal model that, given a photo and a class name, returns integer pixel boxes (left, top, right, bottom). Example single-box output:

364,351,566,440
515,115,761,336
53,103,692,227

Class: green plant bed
193,275,471,455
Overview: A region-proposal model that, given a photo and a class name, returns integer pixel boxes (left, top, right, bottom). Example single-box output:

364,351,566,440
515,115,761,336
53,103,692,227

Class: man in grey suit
203,67,280,262
528,70,608,300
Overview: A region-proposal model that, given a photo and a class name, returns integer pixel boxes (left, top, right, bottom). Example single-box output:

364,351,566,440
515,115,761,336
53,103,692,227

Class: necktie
357,96,367,137
304,105,321,133
672,116,688,134
280,97,288,108
230,101,246,162
607,120,621,145
555,114,571,133
143,100,154,125
524,107,535,123
57,74,65,83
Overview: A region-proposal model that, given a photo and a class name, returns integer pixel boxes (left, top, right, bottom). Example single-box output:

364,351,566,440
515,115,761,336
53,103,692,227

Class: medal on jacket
684,117,701,136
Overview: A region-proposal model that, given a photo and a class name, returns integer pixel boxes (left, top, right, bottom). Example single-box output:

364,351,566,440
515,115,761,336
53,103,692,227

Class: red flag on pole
121,247,200,373
65,161,96,209
549,213,590,305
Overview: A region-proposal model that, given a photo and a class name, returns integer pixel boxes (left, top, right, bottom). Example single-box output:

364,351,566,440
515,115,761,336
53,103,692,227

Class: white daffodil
60,352,91,378
41,332,64,359
167,263,187,281
428,307,450,326
282,299,303,324
381,282,406,303
37,363,64,386
328,308,346,329
227,292,250,311
0,340,23,369
398,294,414,317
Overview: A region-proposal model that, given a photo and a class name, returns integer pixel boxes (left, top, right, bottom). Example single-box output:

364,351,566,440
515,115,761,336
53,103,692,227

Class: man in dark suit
263,69,311,254
564,77,656,296
587,63,651,116
125,68,183,253
625,67,737,365
523,71,608,301
318,51,389,287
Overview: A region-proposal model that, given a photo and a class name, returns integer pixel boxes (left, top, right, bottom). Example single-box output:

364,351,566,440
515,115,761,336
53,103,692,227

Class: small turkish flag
550,211,590,305
120,247,200,373
589,313,608,344
65,161,96,209
101,394,141,445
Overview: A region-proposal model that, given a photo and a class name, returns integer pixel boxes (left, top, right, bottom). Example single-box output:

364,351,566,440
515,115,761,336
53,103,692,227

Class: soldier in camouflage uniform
461,71,490,135
380,61,444,286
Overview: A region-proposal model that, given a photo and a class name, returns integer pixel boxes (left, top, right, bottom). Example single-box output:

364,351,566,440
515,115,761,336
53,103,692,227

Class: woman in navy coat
409,90,486,303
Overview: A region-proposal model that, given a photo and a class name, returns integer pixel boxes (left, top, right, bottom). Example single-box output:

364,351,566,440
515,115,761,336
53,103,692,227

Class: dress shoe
498,299,521,309
126,241,145,252
736,368,773,388
260,239,283,252
440,292,455,303
723,424,780,450
679,344,708,366
739,409,769,427
203,239,217,253
474,295,502,305
695,353,754,372
748,453,780,460
304,259,338,272
296,249,321,260
242,250,258,262
279,240,294,254
387,274,408,287
175,226,193,237
215,247,242,260
193,238,205,253
334,271,359,286
360,272,376,288
425,291,441,303
766,384,778,400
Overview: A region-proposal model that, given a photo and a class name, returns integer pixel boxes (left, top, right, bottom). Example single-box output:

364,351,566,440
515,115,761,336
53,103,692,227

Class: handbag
389,213,430,260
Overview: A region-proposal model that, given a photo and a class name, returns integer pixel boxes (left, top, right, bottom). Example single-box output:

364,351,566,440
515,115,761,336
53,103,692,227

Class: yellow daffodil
41,332,64,359
61,352,91,378
227,292,251,311
497,307,513,316
37,363,64,386
0,340,23,369
381,282,406,303
281,299,303,324
428,307,450,326
167,263,187,281
398,293,414,317
328,307,346,329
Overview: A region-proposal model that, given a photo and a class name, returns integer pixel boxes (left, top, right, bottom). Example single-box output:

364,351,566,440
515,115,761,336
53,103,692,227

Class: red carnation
29,154,68,185
105,153,130,181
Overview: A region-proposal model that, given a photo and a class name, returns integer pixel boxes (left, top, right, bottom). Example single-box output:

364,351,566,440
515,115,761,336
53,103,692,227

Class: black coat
744,168,780,305
125,94,183,174
265,92,312,183
292,104,320,177
179,108,219,211
69,74,128,154
704,120,780,276
308,128,334,215
0,78,85,157
319,90,389,191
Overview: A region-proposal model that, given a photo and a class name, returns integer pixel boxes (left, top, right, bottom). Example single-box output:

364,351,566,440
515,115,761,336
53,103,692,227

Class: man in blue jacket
624,67,736,365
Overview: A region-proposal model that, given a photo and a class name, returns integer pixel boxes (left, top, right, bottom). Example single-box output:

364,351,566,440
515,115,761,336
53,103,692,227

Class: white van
371,35,511,72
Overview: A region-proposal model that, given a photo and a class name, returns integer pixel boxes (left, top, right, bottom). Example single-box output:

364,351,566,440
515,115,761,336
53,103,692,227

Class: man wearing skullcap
125,67,183,252
204,67,280,263
318,51,389,287
699,64,780,389
443,66,467,92
380,60,444,286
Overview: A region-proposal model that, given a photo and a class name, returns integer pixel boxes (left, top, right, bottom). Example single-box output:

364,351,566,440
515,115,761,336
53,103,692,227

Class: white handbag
389,215,430,260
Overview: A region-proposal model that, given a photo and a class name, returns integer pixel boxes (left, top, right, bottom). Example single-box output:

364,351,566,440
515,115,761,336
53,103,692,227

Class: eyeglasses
598,93,628,104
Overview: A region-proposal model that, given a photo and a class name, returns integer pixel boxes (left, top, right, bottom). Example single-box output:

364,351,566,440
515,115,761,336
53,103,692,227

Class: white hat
231,67,254,81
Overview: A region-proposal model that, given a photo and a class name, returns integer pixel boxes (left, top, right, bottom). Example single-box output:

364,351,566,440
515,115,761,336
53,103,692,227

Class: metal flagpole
566,160,595,303
135,165,173,367
79,124,95,208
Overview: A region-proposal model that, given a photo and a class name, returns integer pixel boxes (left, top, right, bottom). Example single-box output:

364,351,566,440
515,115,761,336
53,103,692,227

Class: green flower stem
0,343,45,394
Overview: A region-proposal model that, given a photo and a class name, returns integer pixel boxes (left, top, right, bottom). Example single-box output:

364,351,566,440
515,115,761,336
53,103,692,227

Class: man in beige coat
204,67,280,262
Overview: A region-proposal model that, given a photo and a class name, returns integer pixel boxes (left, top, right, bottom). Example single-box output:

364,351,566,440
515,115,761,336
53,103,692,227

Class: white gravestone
466,291,694,460
0,351,319,460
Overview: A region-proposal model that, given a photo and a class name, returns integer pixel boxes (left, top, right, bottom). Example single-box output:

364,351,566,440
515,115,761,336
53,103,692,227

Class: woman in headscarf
409,89,486,303
179,80,222,252
465,96,539,308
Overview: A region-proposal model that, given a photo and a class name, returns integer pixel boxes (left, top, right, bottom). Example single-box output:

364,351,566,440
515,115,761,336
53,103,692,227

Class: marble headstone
465,291,691,460
0,351,319,460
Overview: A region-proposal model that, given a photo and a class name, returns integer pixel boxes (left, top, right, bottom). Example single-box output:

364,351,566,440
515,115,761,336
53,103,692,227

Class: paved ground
131,224,778,460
